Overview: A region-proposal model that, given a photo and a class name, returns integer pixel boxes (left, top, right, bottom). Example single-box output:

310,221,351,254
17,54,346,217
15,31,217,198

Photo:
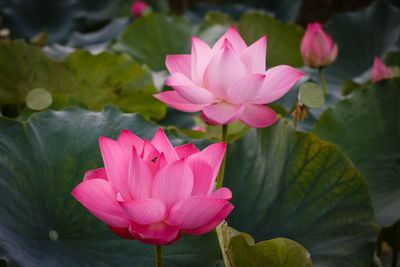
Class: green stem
319,67,327,96
216,223,232,267
215,124,228,190
155,245,162,267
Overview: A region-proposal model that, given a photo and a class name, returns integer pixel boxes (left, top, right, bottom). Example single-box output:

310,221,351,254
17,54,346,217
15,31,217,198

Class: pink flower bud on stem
301,23,338,69
131,1,150,17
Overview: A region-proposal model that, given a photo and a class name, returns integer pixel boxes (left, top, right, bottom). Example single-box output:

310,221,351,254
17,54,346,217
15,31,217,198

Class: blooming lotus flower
371,57,391,83
154,25,305,128
131,1,149,17
301,22,338,68
72,129,232,245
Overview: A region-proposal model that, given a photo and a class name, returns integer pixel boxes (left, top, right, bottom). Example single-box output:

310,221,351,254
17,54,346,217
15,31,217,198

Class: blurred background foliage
0,0,399,267
0,0,378,44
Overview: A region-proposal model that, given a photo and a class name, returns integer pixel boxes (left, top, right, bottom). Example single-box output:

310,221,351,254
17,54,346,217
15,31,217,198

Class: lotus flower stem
155,245,163,267
215,124,228,190
318,68,327,96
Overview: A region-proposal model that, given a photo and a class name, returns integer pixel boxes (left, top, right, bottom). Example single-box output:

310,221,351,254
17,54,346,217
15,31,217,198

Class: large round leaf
0,106,219,266
217,222,313,267
112,13,193,71
0,40,165,119
224,120,378,266
112,13,227,71
312,78,400,227
228,236,313,267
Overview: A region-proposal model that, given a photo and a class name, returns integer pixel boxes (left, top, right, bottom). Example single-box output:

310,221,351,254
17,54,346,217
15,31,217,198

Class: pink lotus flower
371,57,391,83
131,1,148,17
72,129,232,245
154,25,305,128
301,22,338,68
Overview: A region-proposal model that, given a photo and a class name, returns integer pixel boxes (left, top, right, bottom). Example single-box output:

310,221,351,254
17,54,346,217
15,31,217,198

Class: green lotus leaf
313,78,400,227
218,222,313,267
385,51,400,67
236,12,304,67
299,82,325,109
228,236,313,267
0,106,218,266
0,40,165,119
25,88,53,111
224,120,378,266
112,13,227,71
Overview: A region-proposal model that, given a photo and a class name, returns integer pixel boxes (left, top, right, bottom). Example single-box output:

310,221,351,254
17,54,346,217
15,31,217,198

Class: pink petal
129,222,181,245
310,34,331,63
72,179,130,228
225,73,266,104
117,129,143,154
189,160,214,196
329,43,338,63
151,159,194,210
166,54,191,78
166,190,232,231
166,73,217,104
300,23,324,57
187,142,226,195
200,111,220,126
184,202,233,235
83,168,107,181
150,128,179,163
131,1,148,17
202,102,244,125
239,36,266,73
191,37,212,87
192,126,206,132
119,198,166,225
211,187,232,200
99,137,131,200
205,39,247,100
239,103,278,128
157,152,168,170
212,25,247,53
153,91,204,112
174,143,200,159
108,225,135,239
371,57,392,83
252,65,305,104
128,147,152,200
140,139,161,177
